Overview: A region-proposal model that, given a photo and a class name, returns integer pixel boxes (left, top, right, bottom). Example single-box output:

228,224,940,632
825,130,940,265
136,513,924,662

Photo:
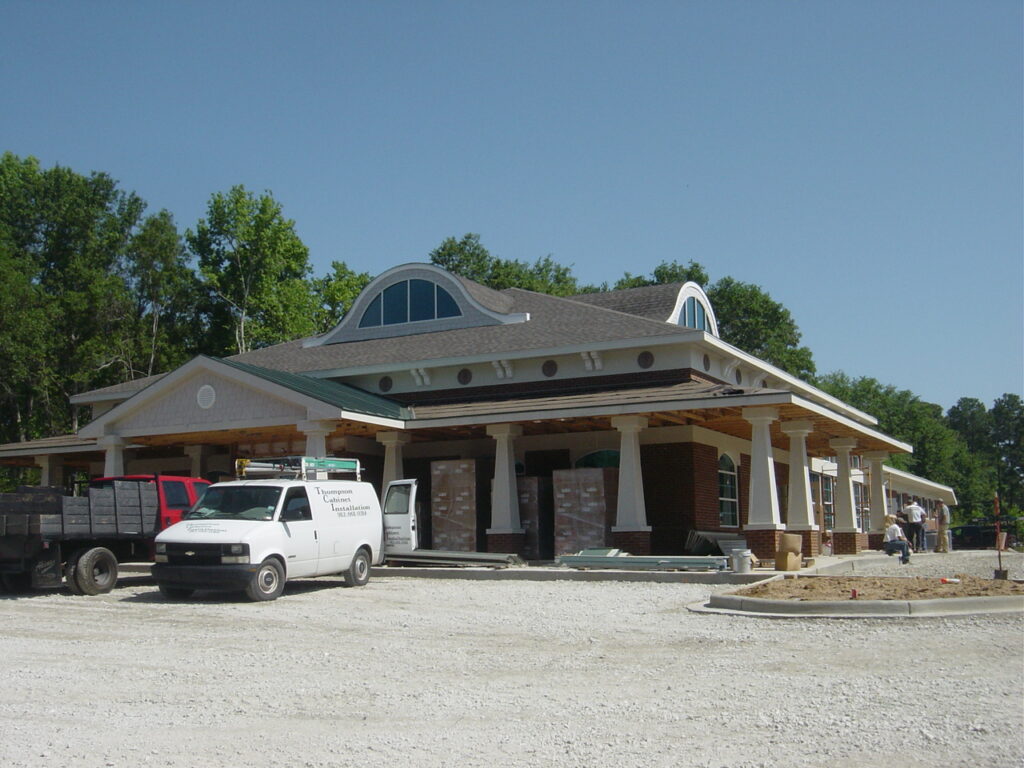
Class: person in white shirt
883,515,911,564
904,499,927,551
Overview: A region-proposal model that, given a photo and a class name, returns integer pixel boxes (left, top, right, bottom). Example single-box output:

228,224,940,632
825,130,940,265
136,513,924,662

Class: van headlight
220,543,250,564
154,542,167,562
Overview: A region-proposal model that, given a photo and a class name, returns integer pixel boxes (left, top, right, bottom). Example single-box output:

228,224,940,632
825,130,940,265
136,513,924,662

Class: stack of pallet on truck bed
0,481,161,538
0,487,63,536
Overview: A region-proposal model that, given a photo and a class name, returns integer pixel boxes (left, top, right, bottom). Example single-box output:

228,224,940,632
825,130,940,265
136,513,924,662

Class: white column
743,408,783,530
34,454,64,488
611,415,651,531
486,424,524,534
377,431,412,488
184,445,210,479
298,420,335,459
780,421,817,531
830,437,859,532
98,435,125,477
864,451,889,532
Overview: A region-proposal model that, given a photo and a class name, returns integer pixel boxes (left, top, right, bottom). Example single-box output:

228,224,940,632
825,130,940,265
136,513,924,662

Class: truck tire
158,584,195,600
245,558,285,601
344,547,371,587
75,547,118,595
64,550,85,595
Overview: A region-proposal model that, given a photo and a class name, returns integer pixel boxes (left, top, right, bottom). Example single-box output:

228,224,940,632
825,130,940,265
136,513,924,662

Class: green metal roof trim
216,357,410,420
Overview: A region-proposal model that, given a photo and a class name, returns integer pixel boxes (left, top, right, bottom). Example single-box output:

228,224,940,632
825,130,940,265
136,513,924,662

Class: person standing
934,500,952,553
904,498,927,552
883,515,912,564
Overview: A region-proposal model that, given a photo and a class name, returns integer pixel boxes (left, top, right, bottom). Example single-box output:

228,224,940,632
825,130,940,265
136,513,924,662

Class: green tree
125,211,204,376
0,152,145,436
187,186,317,354
613,260,709,290
311,261,373,332
707,277,816,379
429,233,585,296
990,394,1024,512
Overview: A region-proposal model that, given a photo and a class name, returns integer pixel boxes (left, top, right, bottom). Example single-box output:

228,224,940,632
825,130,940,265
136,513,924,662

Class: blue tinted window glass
696,302,706,330
383,282,408,325
358,293,382,327
409,279,435,322
685,297,695,327
436,287,460,318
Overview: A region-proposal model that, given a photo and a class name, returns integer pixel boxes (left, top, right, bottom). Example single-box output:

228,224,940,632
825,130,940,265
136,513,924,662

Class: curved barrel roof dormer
305,263,530,347
666,282,719,336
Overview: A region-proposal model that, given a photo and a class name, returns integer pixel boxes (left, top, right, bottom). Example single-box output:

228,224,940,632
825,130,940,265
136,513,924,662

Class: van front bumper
152,563,258,591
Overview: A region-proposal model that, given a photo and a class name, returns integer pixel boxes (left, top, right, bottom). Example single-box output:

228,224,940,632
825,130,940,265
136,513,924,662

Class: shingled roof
567,282,683,322
228,285,697,374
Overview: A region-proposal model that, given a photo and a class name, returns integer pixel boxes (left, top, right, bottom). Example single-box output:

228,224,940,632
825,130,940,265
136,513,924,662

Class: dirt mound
732,574,1024,601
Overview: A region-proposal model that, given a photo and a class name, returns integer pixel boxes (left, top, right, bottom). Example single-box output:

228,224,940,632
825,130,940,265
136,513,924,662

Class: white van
152,471,417,601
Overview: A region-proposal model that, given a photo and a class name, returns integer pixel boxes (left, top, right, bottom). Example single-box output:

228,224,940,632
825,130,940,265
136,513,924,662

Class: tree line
1,153,1019,518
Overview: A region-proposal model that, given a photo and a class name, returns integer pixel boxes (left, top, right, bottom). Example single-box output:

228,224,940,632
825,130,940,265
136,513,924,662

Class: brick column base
743,529,782,561
833,531,868,555
486,533,525,557
790,529,820,558
866,533,884,551
610,530,652,555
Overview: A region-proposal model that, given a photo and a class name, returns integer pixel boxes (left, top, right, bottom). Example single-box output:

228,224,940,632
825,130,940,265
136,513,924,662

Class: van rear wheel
344,547,371,587
245,558,285,601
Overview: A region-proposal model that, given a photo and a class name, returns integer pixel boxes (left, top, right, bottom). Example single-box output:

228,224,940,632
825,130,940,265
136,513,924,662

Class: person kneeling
882,514,911,564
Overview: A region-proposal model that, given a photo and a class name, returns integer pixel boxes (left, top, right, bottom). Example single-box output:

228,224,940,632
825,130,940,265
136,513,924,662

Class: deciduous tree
188,186,316,354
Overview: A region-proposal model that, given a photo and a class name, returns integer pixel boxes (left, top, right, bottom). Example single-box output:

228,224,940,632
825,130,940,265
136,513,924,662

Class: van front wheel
344,548,371,587
245,558,285,601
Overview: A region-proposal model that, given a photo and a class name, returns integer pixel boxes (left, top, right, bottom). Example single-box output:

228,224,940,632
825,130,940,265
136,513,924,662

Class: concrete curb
370,565,770,584
689,592,1024,619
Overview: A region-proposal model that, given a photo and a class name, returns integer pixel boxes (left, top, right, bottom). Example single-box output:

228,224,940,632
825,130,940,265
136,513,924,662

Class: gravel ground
0,551,1021,768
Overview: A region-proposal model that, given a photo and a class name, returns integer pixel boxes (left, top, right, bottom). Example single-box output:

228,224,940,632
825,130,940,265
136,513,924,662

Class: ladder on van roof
235,456,362,481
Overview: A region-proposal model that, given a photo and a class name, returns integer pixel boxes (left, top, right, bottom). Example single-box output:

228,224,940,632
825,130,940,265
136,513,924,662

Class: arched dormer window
358,279,462,328
307,263,529,347
681,296,707,331
668,282,719,337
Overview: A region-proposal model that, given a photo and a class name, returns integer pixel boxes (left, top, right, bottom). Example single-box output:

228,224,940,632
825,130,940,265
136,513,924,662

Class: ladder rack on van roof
235,456,362,481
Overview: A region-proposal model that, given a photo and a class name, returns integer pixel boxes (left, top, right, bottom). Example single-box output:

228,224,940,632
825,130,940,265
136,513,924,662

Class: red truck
0,474,209,595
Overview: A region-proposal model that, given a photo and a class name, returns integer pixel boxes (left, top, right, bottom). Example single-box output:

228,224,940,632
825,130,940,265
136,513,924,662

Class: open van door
383,480,418,555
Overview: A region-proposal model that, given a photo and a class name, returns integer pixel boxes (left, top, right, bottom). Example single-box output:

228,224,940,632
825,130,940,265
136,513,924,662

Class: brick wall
486,532,525,556
691,443,721,531
611,529,652,555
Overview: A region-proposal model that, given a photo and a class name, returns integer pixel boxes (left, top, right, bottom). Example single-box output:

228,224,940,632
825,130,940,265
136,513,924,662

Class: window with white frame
854,482,869,531
718,454,739,527
822,475,835,530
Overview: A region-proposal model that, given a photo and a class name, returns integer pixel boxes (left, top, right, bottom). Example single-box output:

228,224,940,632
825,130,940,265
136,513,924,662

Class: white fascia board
300,331,703,380
338,411,406,429
70,386,153,406
698,335,879,427
0,440,99,458
883,466,958,504
790,395,912,453
406,391,795,431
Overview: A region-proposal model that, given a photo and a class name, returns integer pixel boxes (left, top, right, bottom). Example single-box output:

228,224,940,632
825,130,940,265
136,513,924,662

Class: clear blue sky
3,1,1021,411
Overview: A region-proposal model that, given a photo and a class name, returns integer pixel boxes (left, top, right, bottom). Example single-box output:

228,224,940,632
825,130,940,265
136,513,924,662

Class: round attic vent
196,384,216,410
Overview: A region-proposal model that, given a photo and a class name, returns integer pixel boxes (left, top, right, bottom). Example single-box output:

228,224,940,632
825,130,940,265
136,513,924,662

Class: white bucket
731,549,752,574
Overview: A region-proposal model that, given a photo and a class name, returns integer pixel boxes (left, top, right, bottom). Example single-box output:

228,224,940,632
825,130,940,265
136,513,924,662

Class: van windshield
186,486,282,522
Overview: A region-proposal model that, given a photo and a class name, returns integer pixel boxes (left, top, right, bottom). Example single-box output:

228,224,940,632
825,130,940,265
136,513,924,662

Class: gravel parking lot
1,551,1021,768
